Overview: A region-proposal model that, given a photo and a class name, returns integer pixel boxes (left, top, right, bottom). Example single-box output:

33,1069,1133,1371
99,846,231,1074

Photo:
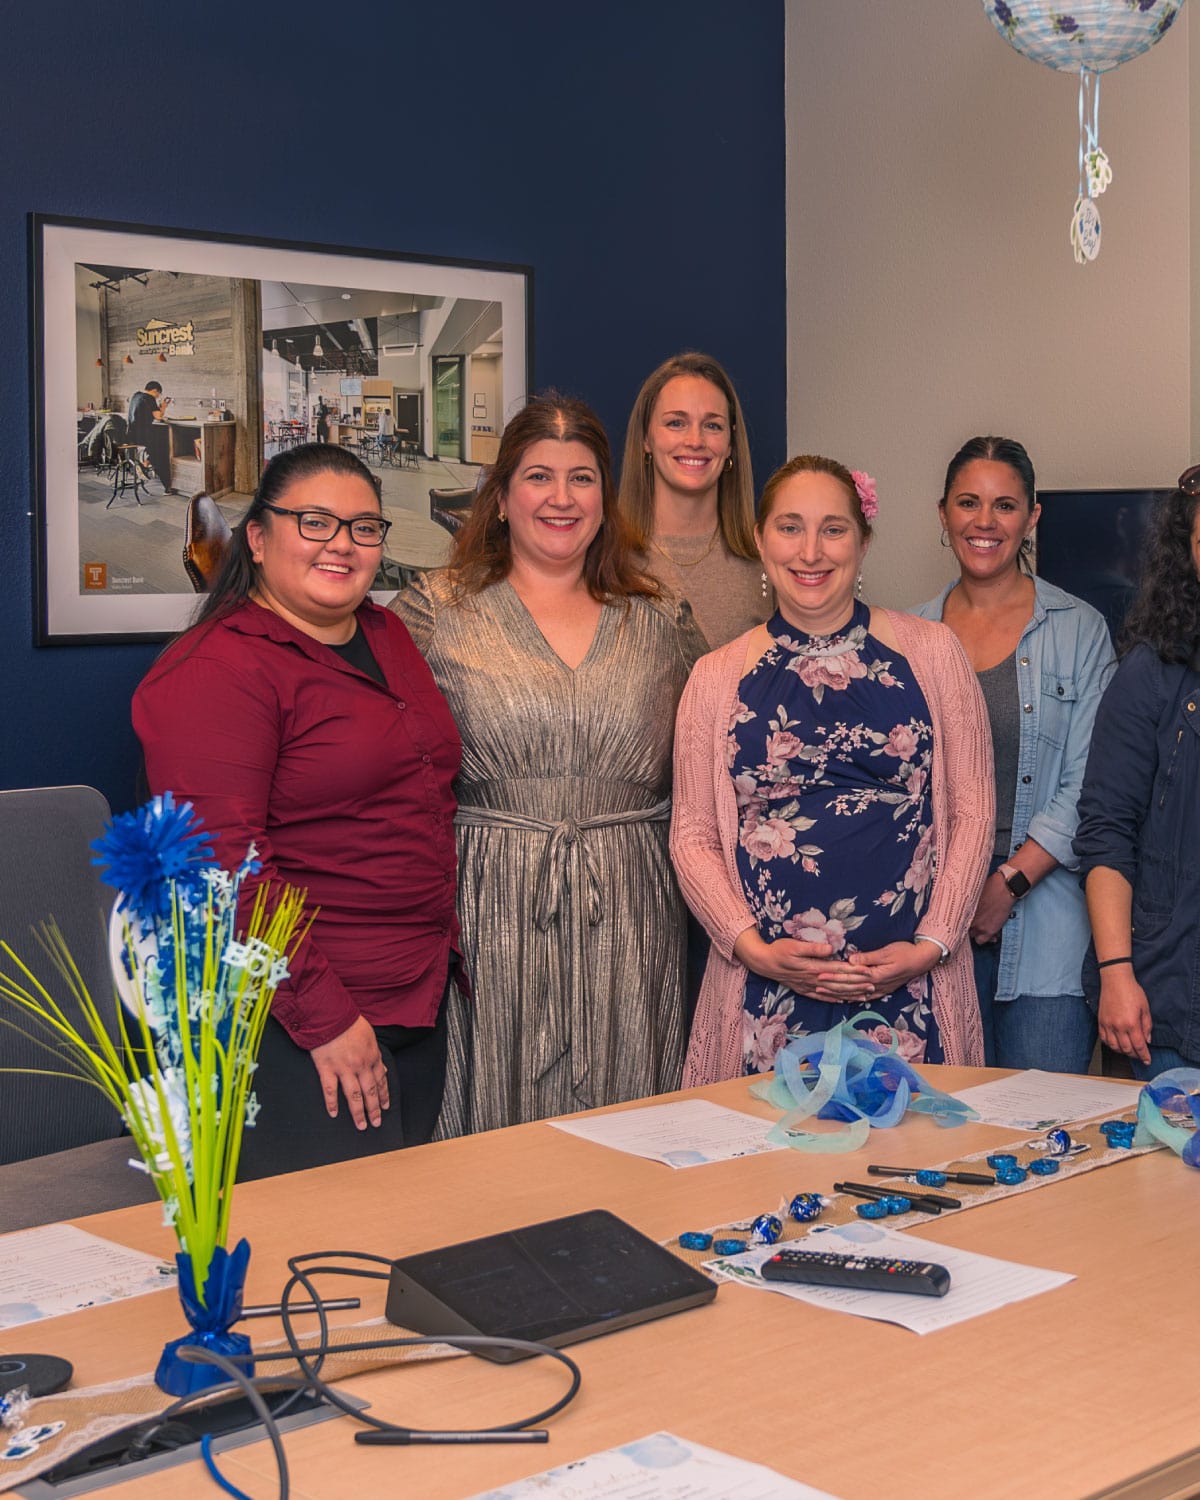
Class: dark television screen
1036,487,1170,645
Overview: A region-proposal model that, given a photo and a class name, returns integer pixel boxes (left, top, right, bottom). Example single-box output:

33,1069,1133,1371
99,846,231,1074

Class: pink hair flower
851,470,879,520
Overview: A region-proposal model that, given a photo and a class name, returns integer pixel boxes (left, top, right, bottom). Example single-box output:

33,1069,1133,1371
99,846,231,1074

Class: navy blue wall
0,3,785,812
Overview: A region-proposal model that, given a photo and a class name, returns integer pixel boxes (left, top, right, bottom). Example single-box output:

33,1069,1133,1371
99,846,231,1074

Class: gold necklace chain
651,526,721,569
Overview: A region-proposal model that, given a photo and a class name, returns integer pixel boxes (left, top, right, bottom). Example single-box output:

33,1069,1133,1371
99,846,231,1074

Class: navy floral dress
731,602,942,1074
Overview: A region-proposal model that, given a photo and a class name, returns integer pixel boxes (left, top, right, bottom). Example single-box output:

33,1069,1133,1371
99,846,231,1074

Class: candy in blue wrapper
788,1193,824,1223
678,1231,712,1252
750,1213,783,1246
996,1166,1027,1185
882,1195,911,1215
713,1238,748,1256
987,1153,1017,1171
855,1201,888,1219
915,1169,947,1187
1029,1157,1059,1176
1046,1128,1072,1156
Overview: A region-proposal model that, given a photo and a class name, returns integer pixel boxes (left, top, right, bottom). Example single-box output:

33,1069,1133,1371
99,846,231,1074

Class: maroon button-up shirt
134,599,461,1049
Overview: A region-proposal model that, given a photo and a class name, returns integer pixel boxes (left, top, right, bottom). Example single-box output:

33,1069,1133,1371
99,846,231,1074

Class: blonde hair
617,351,757,560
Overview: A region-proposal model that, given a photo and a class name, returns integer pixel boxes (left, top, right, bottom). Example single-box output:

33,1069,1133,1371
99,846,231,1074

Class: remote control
761,1248,951,1297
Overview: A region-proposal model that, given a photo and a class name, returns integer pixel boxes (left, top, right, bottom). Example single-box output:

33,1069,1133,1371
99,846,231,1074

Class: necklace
651,526,721,569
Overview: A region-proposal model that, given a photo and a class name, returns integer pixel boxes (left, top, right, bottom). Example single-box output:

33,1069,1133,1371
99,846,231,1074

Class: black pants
237,998,448,1181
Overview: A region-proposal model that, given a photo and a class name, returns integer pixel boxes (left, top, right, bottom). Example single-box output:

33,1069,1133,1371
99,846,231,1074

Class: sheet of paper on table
546,1099,786,1167
0,1223,176,1331
706,1222,1073,1334
950,1069,1140,1131
466,1430,842,1499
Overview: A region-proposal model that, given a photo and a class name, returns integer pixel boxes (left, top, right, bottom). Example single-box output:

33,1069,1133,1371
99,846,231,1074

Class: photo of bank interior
75,263,507,596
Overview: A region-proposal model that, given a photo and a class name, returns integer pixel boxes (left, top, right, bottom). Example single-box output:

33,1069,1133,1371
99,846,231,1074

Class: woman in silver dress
393,394,706,1133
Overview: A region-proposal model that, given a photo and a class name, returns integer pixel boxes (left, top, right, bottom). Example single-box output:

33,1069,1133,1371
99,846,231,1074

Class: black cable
174,1346,289,1500
272,1250,582,1441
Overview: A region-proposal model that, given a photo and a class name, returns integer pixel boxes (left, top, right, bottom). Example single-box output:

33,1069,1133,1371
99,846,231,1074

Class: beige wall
785,0,1192,609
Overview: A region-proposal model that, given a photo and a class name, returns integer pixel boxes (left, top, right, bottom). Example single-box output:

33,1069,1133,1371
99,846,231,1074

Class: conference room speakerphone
385,1208,717,1363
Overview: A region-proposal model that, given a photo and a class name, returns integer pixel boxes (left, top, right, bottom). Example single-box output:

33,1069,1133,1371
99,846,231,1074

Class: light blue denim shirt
913,577,1114,1000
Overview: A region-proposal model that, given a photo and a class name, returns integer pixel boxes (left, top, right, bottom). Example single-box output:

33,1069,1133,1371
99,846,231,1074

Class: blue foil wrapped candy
750,1213,783,1246
788,1193,824,1223
855,1201,888,1219
679,1232,713,1252
712,1238,748,1256
995,1166,1027,1186
1029,1157,1060,1176
1046,1128,1072,1156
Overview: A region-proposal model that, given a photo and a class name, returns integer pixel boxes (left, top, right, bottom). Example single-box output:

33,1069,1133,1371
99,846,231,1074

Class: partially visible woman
618,351,769,648
915,437,1113,1073
393,393,707,1133
134,443,461,1177
1074,466,1200,1076
673,455,992,1085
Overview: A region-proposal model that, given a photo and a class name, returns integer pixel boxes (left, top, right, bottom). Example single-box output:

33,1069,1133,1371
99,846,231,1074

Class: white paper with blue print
546,1099,786,1167
467,1431,842,1499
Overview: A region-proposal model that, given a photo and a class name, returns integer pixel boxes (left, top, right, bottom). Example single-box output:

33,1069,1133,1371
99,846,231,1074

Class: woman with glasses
914,437,1114,1073
1074,465,1200,1076
134,443,461,1175
393,393,706,1134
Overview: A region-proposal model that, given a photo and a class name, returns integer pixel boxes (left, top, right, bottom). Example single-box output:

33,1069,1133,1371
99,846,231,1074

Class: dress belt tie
453,796,672,1099
454,798,671,931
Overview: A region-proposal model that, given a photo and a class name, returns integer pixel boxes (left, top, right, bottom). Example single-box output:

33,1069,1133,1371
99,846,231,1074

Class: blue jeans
972,939,1097,1073
1129,1045,1198,1081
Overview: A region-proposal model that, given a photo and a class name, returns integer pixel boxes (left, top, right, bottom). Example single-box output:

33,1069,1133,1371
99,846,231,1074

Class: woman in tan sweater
618,352,770,648
671,455,993,1085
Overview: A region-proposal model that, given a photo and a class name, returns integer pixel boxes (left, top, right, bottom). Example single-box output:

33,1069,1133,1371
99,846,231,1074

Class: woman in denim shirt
916,437,1114,1071
1074,467,1200,1076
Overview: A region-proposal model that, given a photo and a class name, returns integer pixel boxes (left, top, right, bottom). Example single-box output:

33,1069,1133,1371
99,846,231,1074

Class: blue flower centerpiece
0,794,309,1396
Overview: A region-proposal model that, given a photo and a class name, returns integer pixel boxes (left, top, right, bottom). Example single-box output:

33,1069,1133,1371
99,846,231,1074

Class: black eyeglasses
260,503,391,546
1179,465,1200,497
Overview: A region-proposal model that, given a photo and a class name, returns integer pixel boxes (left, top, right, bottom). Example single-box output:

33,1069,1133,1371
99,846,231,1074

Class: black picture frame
30,213,532,644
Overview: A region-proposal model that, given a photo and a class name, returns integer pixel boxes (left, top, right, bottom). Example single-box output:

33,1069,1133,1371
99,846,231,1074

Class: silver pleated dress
394,571,707,1135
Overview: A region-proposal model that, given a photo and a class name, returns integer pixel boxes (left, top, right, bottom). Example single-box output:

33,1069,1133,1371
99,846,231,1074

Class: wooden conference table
13,1067,1197,1500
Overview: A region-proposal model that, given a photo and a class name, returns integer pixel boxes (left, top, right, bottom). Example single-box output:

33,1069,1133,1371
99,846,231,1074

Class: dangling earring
855,571,864,599
939,529,950,548
498,509,507,524
761,570,768,599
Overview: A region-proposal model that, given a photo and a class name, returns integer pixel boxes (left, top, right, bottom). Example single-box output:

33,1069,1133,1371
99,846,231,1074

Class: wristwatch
999,863,1031,899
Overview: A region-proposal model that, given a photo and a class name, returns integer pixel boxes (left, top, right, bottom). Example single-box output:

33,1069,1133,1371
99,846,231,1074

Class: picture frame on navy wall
29,213,532,644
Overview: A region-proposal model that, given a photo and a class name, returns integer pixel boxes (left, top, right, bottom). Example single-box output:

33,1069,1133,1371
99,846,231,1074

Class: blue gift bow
1136,1068,1200,1169
748,1013,977,1153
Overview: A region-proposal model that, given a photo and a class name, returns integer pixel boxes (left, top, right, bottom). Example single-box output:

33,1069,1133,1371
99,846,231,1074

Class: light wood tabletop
9,1067,1197,1500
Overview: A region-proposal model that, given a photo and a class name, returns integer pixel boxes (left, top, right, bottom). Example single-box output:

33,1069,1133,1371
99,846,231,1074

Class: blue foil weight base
155,1238,253,1397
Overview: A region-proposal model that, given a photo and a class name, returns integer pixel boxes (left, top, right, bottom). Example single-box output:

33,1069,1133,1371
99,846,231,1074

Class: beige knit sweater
671,609,993,1084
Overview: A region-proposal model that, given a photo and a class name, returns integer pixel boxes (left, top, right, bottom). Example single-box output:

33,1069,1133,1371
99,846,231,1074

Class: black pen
240,1297,360,1320
834,1181,942,1215
356,1430,548,1445
868,1164,995,1187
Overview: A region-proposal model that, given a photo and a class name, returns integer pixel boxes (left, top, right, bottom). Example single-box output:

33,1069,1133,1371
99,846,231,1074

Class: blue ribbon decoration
155,1238,254,1396
749,1014,977,1153
1135,1069,1200,1169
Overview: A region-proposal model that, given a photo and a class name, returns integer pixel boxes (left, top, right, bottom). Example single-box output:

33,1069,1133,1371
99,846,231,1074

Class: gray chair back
0,785,123,1165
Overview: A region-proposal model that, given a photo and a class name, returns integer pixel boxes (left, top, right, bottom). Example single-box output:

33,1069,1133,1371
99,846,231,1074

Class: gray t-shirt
977,651,1019,858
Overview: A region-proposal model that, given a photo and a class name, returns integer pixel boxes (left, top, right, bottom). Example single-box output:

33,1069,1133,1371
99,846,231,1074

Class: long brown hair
617,351,757,560
449,392,660,603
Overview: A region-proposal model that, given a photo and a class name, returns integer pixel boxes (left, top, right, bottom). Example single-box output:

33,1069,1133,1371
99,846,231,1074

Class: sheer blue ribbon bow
749,1014,977,1153
1135,1068,1200,1170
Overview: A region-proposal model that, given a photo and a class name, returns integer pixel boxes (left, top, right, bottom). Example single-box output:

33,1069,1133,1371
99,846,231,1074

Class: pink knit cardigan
672,609,992,1084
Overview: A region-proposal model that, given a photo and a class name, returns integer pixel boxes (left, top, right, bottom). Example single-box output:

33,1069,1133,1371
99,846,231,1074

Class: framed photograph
31,214,532,643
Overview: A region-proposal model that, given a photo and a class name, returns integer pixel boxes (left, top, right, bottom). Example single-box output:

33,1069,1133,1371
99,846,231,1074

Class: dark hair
757,454,872,541
939,435,1036,573
1120,484,1200,662
450,391,660,603
940,435,1036,510
144,380,163,394
193,443,381,629
617,351,757,561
